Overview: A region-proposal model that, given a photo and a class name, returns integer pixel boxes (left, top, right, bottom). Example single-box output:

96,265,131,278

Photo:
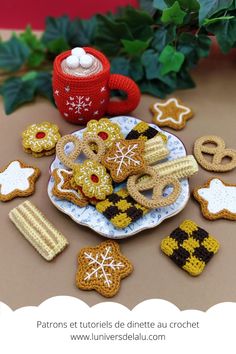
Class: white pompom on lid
71,47,86,58
66,55,80,69
80,54,94,69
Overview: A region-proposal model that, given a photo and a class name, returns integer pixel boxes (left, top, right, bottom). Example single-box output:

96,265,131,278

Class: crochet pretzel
56,133,105,169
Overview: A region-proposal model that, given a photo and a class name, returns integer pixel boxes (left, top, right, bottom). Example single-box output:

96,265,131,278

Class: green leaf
165,0,200,11
35,72,54,103
46,37,70,54
20,26,45,51
0,36,30,71
206,17,236,53
111,57,130,76
121,39,151,56
95,15,133,56
27,51,46,68
198,0,233,24
152,26,176,52
175,69,196,89
42,15,80,48
153,0,167,10
1,76,36,114
161,1,187,25
203,15,234,25
138,0,156,15
129,57,144,81
72,17,97,46
159,44,185,75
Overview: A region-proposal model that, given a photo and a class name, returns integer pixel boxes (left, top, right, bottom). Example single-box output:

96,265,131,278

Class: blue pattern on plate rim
48,116,189,239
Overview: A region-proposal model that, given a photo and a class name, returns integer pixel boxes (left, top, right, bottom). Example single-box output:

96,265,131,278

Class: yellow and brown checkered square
96,188,149,229
161,220,220,276
126,121,167,143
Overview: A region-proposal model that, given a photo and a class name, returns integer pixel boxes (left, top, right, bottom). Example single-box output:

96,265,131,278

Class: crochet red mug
52,47,141,124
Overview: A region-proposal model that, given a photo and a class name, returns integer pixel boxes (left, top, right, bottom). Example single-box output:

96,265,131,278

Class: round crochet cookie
22,121,61,157
151,97,193,130
193,177,236,220
72,160,113,200
83,118,123,151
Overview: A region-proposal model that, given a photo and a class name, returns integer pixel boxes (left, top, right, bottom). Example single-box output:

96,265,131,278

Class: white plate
48,116,189,239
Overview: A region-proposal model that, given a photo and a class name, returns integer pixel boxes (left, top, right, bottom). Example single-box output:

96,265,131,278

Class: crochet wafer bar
9,201,68,261
144,135,169,165
126,121,167,143
96,188,149,229
137,155,198,187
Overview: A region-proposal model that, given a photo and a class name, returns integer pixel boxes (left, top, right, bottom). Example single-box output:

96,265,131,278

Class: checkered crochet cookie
161,220,220,276
126,121,167,143
96,188,149,229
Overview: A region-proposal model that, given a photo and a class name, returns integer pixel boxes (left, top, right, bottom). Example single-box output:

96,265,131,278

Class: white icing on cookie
0,161,34,195
153,98,191,124
56,168,83,198
198,178,236,214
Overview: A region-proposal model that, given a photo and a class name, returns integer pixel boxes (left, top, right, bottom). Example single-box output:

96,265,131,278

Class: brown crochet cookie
194,135,236,172
127,166,181,209
102,139,146,183
0,160,40,202
52,168,88,207
76,240,133,297
193,177,236,221
151,97,193,130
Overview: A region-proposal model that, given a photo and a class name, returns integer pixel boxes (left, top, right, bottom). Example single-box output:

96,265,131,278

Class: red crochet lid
53,47,110,85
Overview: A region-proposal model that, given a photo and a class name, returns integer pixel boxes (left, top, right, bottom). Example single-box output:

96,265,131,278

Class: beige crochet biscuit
76,240,133,297
127,166,181,209
151,97,193,130
193,177,236,221
193,135,236,172
52,168,88,207
9,201,68,261
0,160,40,202
102,139,146,183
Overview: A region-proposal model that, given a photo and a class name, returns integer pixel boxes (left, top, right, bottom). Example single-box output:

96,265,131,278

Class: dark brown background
0,31,236,310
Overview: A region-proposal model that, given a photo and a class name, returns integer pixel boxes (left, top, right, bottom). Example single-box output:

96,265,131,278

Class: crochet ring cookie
194,135,236,172
193,178,236,220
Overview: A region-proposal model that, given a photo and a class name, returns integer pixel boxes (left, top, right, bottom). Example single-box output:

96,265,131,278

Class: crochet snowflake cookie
0,160,40,201
76,240,133,297
52,168,88,207
193,178,236,220
102,139,146,183
151,98,193,130
161,220,220,276
22,121,61,157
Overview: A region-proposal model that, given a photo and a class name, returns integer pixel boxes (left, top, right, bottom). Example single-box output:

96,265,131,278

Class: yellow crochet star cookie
151,98,193,130
76,240,133,297
161,220,220,276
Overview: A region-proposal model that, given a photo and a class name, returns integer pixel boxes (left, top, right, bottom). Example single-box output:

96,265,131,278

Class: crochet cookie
72,160,113,200
9,201,68,261
22,121,61,157
127,166,181,209
161,220,220,276
151,97,193,130
194,135,236,172
96,188,149,228
83,118,123,150
76,240,133,297
102,139,146,183
52,168,88,207
0,160,40,202
193,178,236,220
126,121,167,143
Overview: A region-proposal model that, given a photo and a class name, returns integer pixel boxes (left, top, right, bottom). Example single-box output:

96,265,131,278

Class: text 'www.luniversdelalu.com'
70,333,166,341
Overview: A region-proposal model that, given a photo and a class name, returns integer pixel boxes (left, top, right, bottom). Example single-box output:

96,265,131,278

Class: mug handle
106,74,141,115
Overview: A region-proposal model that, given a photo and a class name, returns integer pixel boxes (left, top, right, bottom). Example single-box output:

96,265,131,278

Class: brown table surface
0,31,236,310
